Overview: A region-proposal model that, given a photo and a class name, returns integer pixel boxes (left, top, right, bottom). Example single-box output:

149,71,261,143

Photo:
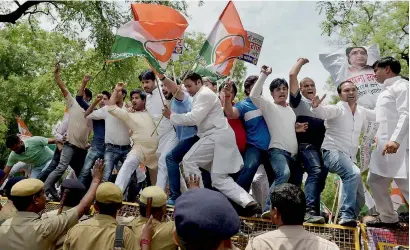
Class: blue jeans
322,149,361,220
78,145,105,188
299,144,328,216
103,144,131,182
166,136,199,201
236,144,270,192
264,148,296,212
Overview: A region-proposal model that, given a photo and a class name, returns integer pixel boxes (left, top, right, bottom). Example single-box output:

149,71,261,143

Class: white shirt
250,73,298,155
169,86,243,174
311,101,375,162
53,118,69,143
246,225,340,250
65,93,92,149
369,76,409,178
146,87,173,137
86,105,130,146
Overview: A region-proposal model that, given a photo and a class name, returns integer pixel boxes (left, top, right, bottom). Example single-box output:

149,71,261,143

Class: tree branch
0,1,55,23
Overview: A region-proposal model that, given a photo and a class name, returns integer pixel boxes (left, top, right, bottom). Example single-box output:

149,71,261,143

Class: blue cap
61,179,86,192
174,189,240,242
4,176,27,197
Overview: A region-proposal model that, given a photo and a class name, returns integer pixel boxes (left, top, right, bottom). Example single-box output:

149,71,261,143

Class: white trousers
368,172,409,223
250,165,269,208
156,133,188,193
115,154,146,193
182,136,254,208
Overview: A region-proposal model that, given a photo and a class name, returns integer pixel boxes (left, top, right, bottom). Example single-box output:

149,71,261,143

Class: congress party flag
16,116,32,138
108,4,188,74
195,0,249,78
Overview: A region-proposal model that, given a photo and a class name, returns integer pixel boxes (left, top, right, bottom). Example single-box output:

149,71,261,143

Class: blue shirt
171,92,197,141
234,97,270,150
76,96,105,149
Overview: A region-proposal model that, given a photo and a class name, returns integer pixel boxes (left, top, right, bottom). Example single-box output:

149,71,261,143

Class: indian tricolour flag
195,0,249,78
108,4,188,74
16,116,32,139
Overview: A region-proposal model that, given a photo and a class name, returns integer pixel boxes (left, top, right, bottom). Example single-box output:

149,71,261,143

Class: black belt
105,143,131,150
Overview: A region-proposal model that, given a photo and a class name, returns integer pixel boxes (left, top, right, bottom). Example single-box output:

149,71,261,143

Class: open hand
186,174,200,189
91,159,104,182
311,94,326,108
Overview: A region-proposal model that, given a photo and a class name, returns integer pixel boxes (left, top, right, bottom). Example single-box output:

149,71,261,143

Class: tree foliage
317,1,409,72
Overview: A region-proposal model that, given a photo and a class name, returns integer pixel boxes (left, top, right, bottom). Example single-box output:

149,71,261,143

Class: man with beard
311,81,375,227
158,74,197,206
107,83,158,193
289,58,327,224
140,70,177,187
1,135,55,182
162,73,260,216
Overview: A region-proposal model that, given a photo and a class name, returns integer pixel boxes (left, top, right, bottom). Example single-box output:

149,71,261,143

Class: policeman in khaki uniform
0,160,104,250
129,186,177,250
63,182,139,250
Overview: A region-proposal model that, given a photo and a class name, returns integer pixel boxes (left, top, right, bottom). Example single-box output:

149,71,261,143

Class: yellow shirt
129,216,177,250
0,207,79,250
63,213,139,250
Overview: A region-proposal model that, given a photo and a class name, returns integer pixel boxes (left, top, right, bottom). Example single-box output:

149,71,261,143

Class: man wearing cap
63,182,139,250
173,188,241,250
129,186,177,250
245,184,339,250
0,160,104,250
0,176,26,221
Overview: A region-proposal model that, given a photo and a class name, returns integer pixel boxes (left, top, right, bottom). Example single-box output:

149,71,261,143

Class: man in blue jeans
158,73,198,206
250,65,307,218
311,80,375,227
84,86,131,182
289,58,327,224
75,75,111,188
221,76,272,195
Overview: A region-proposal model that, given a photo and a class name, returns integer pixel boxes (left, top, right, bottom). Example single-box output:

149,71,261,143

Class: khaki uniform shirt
130,216,177,250
245,225,340,250
0,207,79,250
63,214,138,250
0,200,17,221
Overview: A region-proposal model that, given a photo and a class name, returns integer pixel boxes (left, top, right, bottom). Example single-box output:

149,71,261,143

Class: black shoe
242,201,262,217
338,218,357,227
304,213,325,224
366,217,401,229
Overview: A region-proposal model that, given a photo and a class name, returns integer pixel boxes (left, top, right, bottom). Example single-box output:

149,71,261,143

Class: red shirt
228,102,247,153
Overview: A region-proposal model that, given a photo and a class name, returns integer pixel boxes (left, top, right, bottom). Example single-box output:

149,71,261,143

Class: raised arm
54,63,69,98
289,58,309,96
106,83,129,122
84,94,104,118
310,95,342,120
222,80,240,119
167,91,214,126
158,74,185,101
76,75,91,98
250,65,272,110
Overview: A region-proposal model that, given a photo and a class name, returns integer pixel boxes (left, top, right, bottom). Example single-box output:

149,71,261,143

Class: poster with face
319,44,382,109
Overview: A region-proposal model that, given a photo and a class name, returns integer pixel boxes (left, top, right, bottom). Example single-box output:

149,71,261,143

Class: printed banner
319,44,382,109
238,31,264,65
360,120,380,172
171,36,184,61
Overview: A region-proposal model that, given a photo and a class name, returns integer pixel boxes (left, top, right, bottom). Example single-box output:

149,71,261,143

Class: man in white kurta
139,70,178,187
163,73,258,212
366,57,409,228
107,85,158,193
